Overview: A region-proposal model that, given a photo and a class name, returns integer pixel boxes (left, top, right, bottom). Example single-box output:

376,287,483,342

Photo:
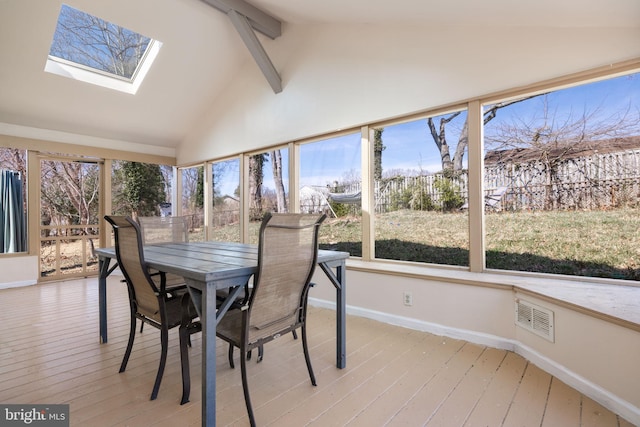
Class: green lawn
205,208,640,281
316,208,640,281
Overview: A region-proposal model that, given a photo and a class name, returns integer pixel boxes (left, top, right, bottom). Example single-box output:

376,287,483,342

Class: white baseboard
308,298,640,426
0,280,37,290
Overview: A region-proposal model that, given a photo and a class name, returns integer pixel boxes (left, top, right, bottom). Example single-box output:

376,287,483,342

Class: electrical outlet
403,291,413,306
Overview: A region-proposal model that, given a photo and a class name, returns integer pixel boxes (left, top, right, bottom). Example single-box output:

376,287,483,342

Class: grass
42,208,640,281
202,208,640,281
484,209,640,279
313,208,640,281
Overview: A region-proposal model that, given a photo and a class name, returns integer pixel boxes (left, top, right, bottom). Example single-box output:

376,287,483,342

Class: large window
374,111,469,266
299,133,362,257
186,69,639,283
483,73,640,280
247,148,289,244
211,158,241,242
181,166,205,242
40,157,101,280
0,148,27,254
111,161,173,217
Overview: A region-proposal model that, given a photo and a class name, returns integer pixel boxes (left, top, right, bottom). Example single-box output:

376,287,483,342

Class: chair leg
247,345,263,363
119,313,137,373
240,346,256,427
228,343,235,369
150,325,169,400
301,324,317,386
179,324,191,405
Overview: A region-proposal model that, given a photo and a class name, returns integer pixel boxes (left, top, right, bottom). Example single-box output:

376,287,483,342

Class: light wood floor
0,277,634,427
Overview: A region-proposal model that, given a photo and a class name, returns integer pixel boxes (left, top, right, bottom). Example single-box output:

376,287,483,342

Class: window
46,4,161,94
0,148,27,254
211,158,241,242
40,157,100,279
180,166,205,242
201,67,639,284
111,161,173,217
247,148,289,244
373,111,469,266
299,133,362,257
483,72,640,280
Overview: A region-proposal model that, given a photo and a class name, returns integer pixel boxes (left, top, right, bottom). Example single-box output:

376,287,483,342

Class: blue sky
218,72,639,196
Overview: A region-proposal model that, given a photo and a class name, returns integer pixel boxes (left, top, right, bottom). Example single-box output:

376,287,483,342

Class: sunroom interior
1,0,639,425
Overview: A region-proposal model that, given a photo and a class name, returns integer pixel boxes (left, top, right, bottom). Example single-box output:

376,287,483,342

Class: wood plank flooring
0,277,634,427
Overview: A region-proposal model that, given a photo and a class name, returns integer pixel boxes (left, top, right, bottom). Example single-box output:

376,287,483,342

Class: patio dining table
95,241,349,427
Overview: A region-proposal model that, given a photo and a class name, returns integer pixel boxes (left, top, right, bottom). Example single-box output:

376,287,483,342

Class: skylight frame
45,4,161,95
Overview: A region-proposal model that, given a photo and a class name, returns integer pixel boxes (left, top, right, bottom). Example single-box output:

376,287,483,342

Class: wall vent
515,299,554,342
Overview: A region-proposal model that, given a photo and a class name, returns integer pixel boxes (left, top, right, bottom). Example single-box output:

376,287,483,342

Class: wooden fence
337,149,640,212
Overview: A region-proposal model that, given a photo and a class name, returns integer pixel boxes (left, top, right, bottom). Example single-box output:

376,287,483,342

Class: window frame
45,4,161,95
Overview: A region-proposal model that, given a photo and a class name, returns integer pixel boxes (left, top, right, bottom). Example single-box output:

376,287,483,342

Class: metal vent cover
515,299,555,342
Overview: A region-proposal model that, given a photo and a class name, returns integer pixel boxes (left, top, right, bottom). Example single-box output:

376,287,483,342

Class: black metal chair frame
179,212,325,426
105,215,198,401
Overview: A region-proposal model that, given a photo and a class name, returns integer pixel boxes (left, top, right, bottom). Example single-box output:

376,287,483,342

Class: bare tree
248,154,265,219
270,150,287,212
181,167,202,214
428,96,541,174
40,160,99,229
0,148,25,175
485,95,640,209
50,5,150,78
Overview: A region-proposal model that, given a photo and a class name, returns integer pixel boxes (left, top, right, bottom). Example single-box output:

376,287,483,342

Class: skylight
45,4,161,94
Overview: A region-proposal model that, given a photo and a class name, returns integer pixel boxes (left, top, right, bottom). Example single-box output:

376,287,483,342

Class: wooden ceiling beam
200,0,283,93
227,9,282,93
200,0,281,39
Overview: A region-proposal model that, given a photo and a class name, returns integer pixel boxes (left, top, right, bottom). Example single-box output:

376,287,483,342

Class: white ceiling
0,0,638,152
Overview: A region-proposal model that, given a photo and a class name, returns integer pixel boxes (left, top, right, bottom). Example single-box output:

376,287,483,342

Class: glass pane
483,72,640,280
0,148,27,253
111,161,172,217
211,158,241,242
49,5,151,80
247,149,290,244
299,133,362,257
40,159,100,279
181,166,205,242
374,112,469,266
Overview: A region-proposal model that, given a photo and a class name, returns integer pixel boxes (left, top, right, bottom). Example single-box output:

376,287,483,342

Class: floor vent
515,299,554,342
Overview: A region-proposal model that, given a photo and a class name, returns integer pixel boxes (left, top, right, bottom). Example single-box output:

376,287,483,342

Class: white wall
0,256,38,289
178,23,640,164
514,293,640,421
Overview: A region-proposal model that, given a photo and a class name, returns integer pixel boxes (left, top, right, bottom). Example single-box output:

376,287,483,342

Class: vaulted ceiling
1,0,638,152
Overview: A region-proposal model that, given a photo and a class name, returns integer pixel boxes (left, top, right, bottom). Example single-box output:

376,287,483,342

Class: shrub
330,201,352,217
390,184,434,211
434,177,464,211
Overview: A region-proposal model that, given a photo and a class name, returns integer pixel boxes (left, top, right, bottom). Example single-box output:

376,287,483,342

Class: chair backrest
247,212,326,341
104,215,161,320
138,216,189,244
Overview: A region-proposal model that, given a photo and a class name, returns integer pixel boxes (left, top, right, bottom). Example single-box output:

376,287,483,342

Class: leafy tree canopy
114,161,166,217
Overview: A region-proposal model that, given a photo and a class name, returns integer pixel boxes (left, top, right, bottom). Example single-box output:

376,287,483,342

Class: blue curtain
0,169,27,253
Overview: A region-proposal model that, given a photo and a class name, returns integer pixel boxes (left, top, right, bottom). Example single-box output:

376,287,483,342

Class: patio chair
137,215,190,297
138,215,189,244
104,215,200,401
179,212,326,426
